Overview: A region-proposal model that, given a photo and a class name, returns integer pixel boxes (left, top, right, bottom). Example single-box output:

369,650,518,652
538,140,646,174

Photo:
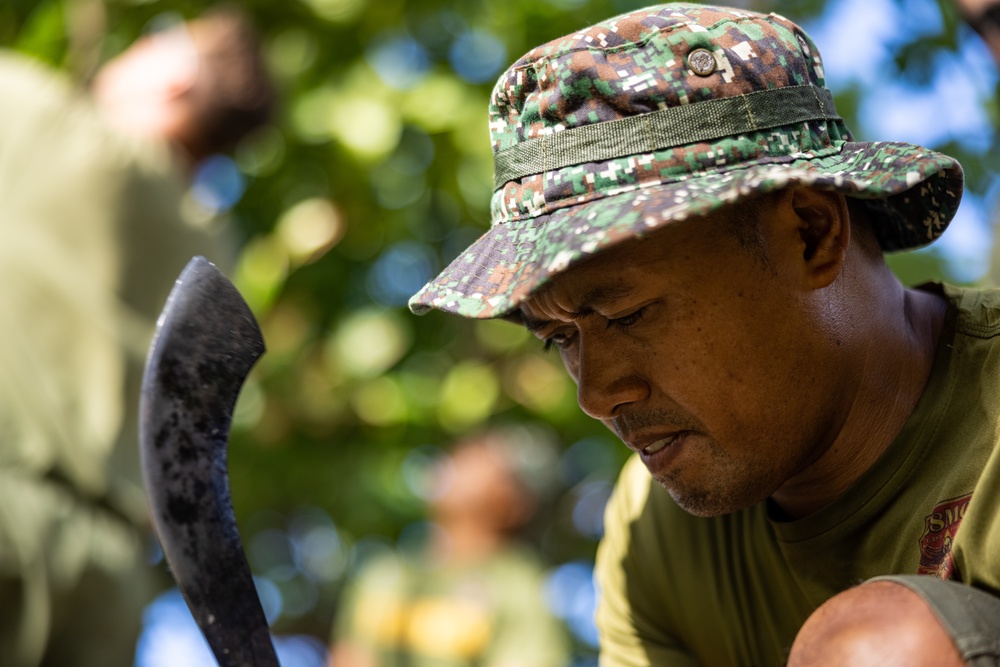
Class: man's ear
790,187,850,289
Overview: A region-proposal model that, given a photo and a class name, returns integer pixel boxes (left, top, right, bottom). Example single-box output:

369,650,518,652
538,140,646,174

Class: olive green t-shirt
334,546,571,667
595,284,1000,667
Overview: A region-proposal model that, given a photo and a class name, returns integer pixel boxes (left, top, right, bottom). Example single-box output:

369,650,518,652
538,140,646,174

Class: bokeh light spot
366,34,430,90
266,28,318,78
401,445,445,501
231,375,265,431
276,197,345,264
402,73,479,134
571,479,613,539
506,353,573,415
328,95,402,159
300,0,366,23
351,376,409,426
449,30,507,84
275,575,319,618
438,361,499,429
249,528,295,578
329,308,412,378
367,241,437,307
544,561,599,647
291,85,338,143
234,235,289,313
474,318,530,353
191,155,246,213
371,166,427,210
235,124,286,177
560,436,623,486
295,522,348,583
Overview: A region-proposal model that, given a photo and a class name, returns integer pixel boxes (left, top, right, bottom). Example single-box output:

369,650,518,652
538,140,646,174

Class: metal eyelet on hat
687,48,717,76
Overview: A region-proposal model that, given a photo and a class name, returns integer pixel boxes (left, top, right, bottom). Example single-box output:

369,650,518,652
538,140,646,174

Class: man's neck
770,281,948,519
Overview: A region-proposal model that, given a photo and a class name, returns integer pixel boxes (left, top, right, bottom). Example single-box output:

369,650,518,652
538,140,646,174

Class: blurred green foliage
1,0,995,655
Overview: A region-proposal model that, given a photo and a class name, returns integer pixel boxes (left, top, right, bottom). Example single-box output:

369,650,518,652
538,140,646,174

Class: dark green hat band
493,84,839,190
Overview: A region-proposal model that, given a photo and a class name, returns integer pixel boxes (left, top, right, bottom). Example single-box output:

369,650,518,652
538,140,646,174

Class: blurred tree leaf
10,0,66,65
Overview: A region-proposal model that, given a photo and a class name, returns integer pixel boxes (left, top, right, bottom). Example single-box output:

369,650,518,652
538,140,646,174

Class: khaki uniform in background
0,51,233,667
334,547,571,667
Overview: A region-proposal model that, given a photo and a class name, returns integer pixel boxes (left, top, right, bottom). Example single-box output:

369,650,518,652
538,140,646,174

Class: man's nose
574,337,648,420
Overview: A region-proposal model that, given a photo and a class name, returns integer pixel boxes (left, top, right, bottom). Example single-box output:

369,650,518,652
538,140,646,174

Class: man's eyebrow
581,284,633,309
520,314,550,334
518,284,634,333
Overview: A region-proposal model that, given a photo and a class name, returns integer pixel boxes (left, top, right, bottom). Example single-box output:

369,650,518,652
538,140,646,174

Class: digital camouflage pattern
409,3,964,318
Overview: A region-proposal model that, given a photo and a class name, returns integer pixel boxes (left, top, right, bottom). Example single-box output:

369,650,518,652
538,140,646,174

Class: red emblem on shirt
918,493,972,578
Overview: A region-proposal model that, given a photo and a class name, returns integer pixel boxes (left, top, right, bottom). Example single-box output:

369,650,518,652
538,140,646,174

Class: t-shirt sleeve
594,457,700,667
948,293,1000,596
954,438,1000,595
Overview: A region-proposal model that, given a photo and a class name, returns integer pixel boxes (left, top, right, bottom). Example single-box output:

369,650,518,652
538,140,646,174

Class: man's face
92,27,200,144
431,442,529,531
519,202,844,517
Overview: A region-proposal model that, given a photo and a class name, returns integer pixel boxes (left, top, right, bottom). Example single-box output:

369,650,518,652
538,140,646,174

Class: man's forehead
510,211,755,326
517,274,638,329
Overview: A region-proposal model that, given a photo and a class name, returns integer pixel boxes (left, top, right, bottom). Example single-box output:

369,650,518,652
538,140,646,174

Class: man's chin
655,475,767,518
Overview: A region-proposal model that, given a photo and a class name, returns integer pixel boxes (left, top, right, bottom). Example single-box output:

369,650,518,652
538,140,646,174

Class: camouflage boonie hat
409,3,963,318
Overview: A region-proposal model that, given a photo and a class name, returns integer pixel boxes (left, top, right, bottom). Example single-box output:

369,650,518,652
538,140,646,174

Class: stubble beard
651,440,780,518
612,409,788,517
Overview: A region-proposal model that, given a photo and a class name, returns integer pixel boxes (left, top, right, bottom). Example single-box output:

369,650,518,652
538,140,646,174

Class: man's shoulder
0,51,64,95
0,50,149,183
938,284,1000,340
0,51,93,130
0,49,176,171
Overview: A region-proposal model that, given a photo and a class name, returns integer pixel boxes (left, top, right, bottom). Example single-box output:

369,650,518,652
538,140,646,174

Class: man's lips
643,435,677,455
625,431,687,455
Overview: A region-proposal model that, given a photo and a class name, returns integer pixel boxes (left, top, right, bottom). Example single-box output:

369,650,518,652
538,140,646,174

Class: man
330,427,569,667
409,4,1000,665
0,7,274,666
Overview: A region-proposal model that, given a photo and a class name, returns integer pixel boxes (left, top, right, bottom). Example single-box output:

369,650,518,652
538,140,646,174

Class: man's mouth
642,437,672,454
641,432,681,455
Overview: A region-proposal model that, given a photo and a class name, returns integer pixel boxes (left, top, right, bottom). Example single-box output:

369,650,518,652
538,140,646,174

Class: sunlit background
2,0,998,664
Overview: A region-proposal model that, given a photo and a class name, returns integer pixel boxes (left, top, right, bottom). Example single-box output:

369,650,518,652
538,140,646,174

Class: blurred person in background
329,427,570,667
0,6,275,666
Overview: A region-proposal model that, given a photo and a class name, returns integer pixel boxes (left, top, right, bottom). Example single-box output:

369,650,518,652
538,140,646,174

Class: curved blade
139,256,277,666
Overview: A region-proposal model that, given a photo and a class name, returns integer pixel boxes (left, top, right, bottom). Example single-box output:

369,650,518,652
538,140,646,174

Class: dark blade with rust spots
139,256,278,666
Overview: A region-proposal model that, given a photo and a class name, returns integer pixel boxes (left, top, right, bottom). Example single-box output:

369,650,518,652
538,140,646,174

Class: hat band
493,84,839,190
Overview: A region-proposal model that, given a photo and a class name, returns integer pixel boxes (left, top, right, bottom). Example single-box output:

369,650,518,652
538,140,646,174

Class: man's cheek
560,350,580,385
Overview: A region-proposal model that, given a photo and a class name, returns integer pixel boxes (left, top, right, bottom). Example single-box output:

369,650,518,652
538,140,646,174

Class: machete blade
139,256,278,667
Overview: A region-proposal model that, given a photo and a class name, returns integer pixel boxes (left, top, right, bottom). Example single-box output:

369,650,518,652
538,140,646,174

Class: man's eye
607,307,647,331
543,332,574,352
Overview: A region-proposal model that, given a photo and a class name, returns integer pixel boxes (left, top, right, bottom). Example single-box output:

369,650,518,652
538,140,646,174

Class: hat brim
410,140,962,319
